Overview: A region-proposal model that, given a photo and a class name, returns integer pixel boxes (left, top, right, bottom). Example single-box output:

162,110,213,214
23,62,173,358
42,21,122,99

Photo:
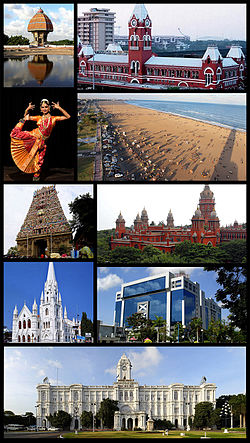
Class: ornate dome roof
200,185,214,200
210,210,217,218
141,207,148,218
167,209,174,218
194,207,202,217
28,8,53,32
116,212,125,223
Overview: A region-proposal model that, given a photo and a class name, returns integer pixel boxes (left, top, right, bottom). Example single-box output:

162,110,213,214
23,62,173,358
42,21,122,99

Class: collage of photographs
2,2,247,439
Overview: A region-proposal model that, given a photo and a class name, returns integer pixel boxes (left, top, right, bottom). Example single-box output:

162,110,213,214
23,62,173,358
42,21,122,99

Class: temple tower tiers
198,185,216,224
116,212,126,238
128,4,152,82
16,185,72,257
27,8,53,47
167,209,174,228
117,354,132,380
141,207,149,228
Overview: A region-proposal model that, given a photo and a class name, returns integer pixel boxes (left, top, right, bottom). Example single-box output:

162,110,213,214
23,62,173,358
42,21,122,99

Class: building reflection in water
27,55,53,85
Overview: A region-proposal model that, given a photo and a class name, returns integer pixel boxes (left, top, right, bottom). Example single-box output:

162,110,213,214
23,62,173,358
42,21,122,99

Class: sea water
125,100,246,131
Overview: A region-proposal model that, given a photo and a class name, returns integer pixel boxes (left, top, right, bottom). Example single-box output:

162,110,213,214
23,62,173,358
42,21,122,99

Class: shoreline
98,100,246,181
125,101,246,132
4,46,73,57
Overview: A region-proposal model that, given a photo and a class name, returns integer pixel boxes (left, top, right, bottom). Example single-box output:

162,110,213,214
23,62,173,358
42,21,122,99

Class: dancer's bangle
19,118,25,123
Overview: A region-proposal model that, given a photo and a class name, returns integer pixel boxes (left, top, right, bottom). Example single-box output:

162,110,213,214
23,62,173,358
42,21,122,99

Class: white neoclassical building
36,354,216,430
12,262,80,343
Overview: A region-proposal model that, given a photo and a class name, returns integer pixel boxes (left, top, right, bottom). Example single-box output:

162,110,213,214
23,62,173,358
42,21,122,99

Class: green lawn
78,142,96,152
64,430,246,439
78,157,94,181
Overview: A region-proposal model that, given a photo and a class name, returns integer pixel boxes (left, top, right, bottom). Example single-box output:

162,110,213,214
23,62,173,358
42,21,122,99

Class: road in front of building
4,430,68,439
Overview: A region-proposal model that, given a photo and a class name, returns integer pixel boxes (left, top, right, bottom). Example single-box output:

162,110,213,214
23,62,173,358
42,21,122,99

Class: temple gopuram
16,186,72,257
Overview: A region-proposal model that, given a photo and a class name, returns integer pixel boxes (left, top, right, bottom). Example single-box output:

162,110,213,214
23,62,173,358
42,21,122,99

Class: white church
12,262,81,343
36,354,216,430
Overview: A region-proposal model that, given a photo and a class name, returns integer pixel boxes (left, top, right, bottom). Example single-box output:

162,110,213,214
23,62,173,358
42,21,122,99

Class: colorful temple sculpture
28,8,53,47
16,186,72,257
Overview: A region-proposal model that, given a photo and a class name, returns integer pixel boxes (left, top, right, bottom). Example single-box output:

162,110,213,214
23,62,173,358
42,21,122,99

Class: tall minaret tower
39,263,63,342
128,4,152,83
116,354,132,381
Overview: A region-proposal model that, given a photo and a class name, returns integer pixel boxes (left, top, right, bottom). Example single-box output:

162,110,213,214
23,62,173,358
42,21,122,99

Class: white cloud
98,274,123,291
4,4,73,41
128,348,163,374
147,267,198,277
47,360,63,369
99,267,110,274
105,366,116,376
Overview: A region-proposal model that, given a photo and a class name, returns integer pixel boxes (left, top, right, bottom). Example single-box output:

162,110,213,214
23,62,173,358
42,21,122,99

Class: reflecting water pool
4,54,73,87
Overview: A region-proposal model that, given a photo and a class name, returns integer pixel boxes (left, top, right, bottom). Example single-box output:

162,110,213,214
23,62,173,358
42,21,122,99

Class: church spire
46,262,56,283
130,4,149,21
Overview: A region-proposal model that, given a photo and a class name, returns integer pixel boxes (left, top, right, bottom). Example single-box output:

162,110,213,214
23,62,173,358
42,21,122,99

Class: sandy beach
4,46,73,57
98,101,246,181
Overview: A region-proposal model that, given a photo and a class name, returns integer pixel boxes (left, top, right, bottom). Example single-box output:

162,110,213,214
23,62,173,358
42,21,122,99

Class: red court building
78,4,245,90
110,185,246,253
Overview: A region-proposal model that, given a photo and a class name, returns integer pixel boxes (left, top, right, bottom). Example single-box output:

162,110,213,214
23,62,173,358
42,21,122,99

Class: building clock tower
117,354,132,380
128,4,152,83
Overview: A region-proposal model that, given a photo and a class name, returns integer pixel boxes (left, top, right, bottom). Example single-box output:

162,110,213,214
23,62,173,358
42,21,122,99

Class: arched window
18,336,21,342
204,68,214,86
23,320,26,329
216,67,222,83
28,335,31,342
45,308,49,316
19,321,21,329
28,319,31,328
22,335,25,342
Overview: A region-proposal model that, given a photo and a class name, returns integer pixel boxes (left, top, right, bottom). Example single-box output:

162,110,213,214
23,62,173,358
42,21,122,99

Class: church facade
36,354,216,430
12,262,80,343
78,4,245,90
110,185,246,253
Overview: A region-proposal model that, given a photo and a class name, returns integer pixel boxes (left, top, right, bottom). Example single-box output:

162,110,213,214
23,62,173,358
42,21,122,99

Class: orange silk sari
10,115,63,174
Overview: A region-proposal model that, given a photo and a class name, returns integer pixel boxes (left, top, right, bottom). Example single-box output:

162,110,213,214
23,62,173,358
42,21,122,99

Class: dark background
3,88,76,181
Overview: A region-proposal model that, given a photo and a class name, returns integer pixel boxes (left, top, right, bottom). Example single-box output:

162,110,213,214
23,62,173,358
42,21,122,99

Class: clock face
122,364,127,370
131,19,137,27
145,19,150,27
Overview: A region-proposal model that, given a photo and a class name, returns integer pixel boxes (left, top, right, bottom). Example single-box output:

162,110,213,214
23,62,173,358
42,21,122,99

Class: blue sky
4,4,74,41
4,346,246,414
78,4,246,40
97,184,246,231
4,262,93,329
98,267,229,325
4,184,93,254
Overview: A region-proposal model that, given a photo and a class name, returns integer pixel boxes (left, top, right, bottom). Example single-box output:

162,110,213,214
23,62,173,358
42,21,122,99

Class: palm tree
229,394,246,428
152,316,166,343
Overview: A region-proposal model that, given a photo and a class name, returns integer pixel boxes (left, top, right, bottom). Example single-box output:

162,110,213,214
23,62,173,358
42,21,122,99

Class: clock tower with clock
117,353,132,380
128,4,152,83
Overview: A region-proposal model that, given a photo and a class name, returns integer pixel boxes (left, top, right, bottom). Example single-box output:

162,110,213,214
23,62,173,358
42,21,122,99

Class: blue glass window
123,277,166,298
115,301,122,326
171,289,196,325
123,291,167,326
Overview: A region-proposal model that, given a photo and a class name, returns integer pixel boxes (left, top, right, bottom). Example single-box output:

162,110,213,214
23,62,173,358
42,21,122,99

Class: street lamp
35,405,38,432
91,402,96,432
185,401,190,430
220,400,231,431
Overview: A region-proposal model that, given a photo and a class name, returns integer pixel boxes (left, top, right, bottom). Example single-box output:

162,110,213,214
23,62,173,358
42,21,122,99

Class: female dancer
10,99,71,181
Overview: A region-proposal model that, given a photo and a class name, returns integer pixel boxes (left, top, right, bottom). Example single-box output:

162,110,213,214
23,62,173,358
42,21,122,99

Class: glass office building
114,272,221,334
